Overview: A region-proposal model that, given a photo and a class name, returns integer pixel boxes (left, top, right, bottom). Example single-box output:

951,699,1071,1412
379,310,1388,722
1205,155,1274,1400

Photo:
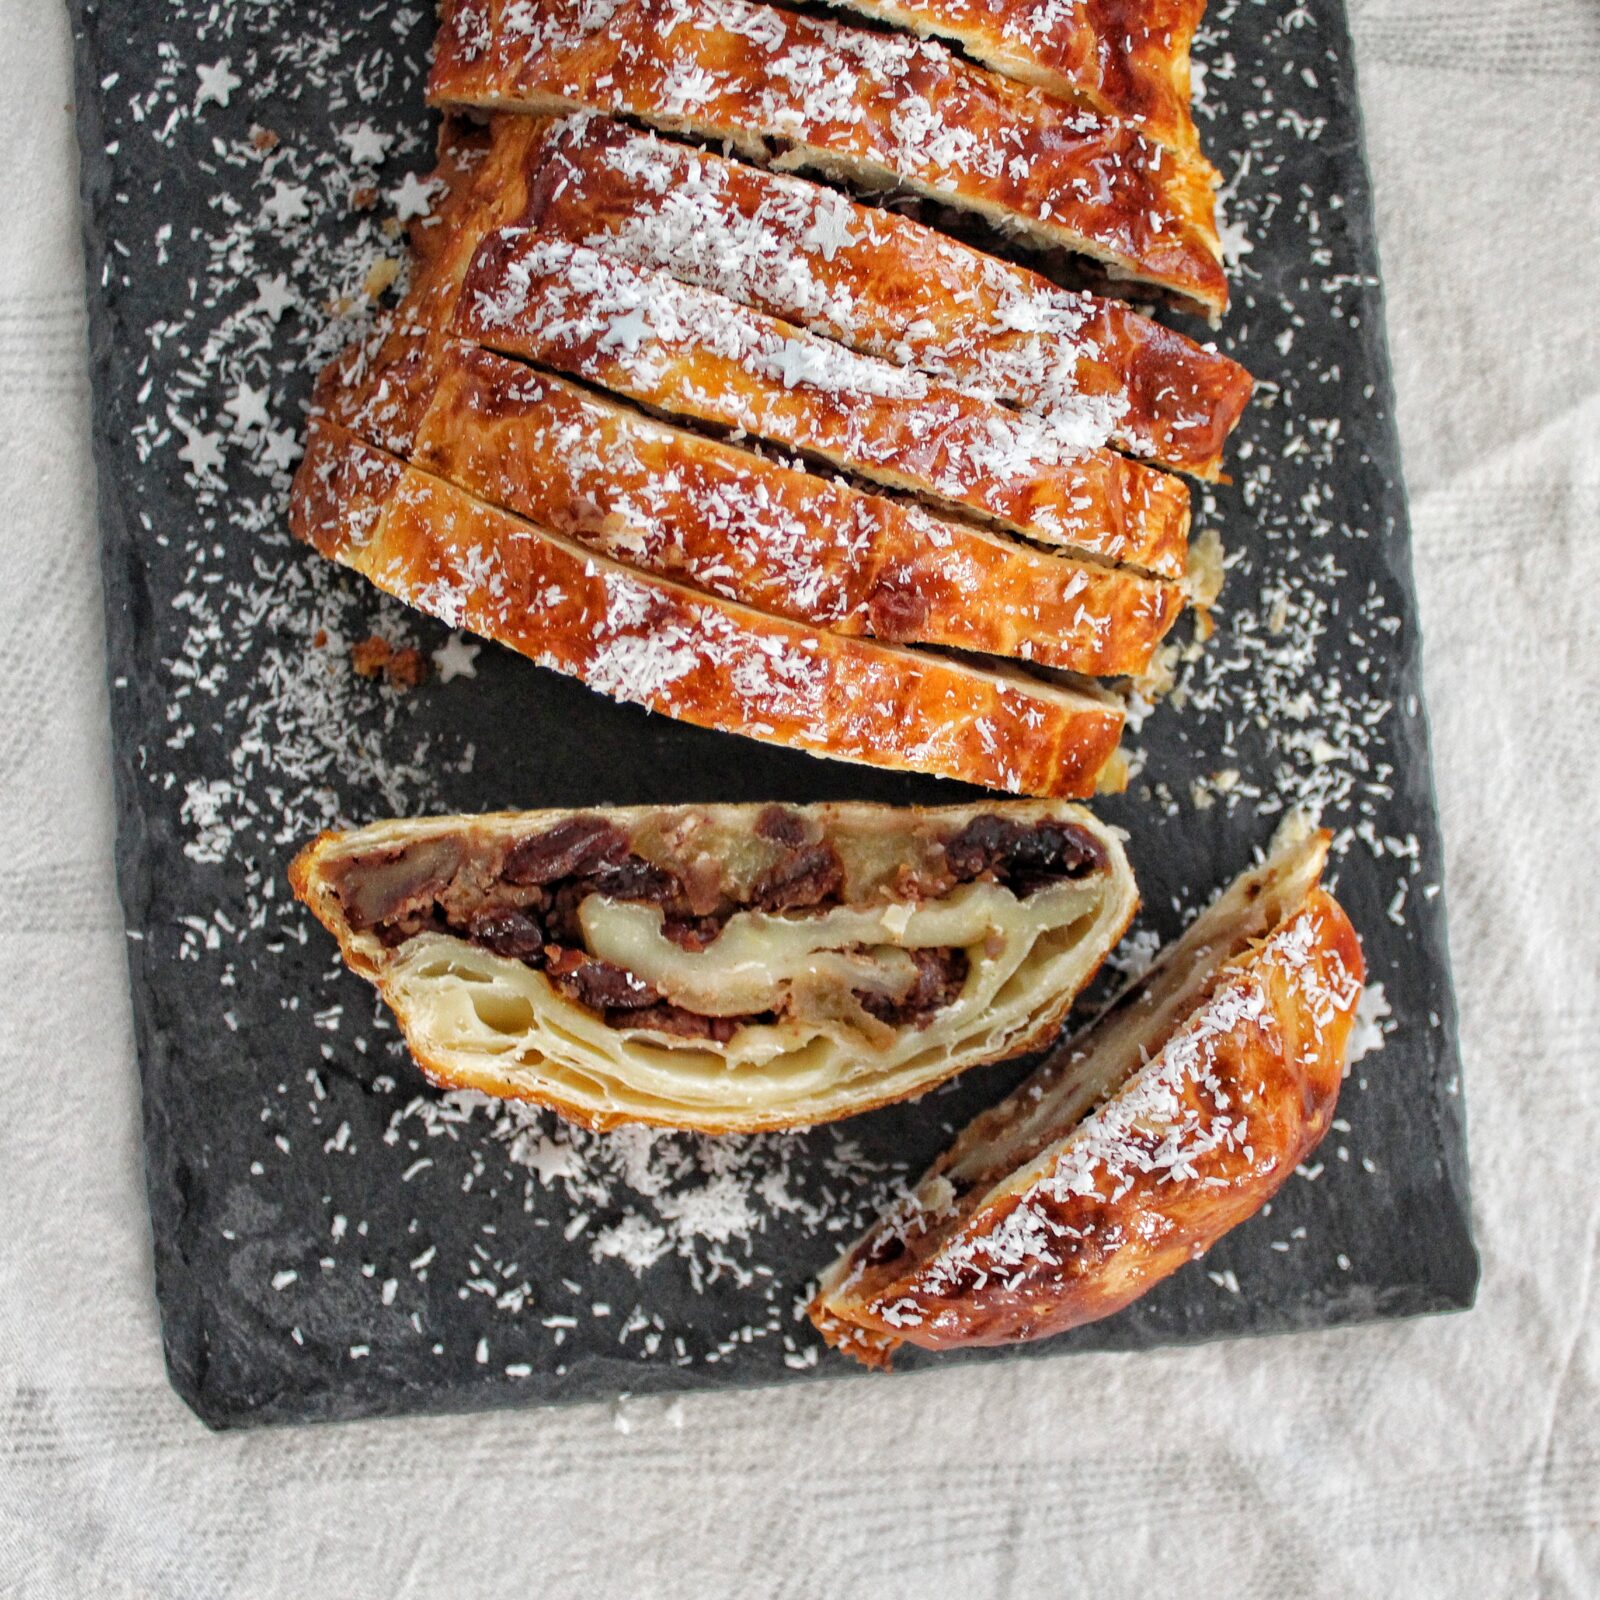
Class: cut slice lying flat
456,232,1193,577
290,801,1139,1134
391,340,1183,675
517,115,1251,479
428,0,1228,318
291,421,1130,795
823,0,1207,156
810,825,1365,1366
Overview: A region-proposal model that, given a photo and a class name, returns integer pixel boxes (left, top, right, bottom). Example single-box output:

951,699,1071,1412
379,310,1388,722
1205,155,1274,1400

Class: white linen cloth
1,0,1596,1592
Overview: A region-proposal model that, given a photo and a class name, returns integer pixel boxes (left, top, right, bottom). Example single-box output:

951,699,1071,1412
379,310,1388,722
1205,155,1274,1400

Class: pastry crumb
350,634,430,688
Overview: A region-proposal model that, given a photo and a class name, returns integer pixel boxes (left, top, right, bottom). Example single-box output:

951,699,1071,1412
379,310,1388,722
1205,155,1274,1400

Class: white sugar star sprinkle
176,424,224,479
252,272,296,322
224,380,271,433
259,428,301,473
388,172,437,222
340,122,393,166
431,633,481,683
263,181,309,227
195,59,242,110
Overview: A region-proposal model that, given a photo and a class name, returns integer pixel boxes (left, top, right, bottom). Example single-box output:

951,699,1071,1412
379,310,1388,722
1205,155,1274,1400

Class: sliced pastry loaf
823,0,1208,157
810,826,1365,1365
291,421,1130,796
516,115,1251,479
455,232,1193,576
291,802,1139,1133
428,0,1228,319
399,341,1184,676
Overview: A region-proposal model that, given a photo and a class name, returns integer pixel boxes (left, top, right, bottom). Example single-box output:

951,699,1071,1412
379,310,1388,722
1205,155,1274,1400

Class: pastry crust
516,115,1251,480
809,828,1365,1365
291,420,1130,795
290,801,1139,1134
428,0,1228,318
824,0,1207,157
380,339,1181,675
456,231,1193,576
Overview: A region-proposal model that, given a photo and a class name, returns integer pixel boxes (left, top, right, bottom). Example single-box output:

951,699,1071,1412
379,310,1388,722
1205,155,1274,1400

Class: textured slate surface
67,0,1475,1429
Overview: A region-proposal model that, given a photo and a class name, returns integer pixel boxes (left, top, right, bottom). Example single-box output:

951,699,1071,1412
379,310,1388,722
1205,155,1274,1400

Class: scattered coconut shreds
88,0,1444,1383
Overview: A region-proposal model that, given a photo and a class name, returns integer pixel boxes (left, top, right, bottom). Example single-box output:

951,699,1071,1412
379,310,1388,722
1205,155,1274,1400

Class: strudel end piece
290,802,1139,1134
516,116,1251,479
428,0,1228,318
456,232,1193,576
290,421,1130,796
809,825,1365,1365
385,341,1183,676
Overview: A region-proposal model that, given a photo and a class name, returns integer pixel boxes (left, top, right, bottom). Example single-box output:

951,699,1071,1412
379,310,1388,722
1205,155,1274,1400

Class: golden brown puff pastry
359,339,1183,676
809,826,1365,1365
512,115,1251,481
455,231,1193,578
290,801,1139,1134
822,0,1208,158
427,0,1228,319
291,421,1131,795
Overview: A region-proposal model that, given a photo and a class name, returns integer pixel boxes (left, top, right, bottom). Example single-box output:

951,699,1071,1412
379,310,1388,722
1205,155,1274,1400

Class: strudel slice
291,422,1129,795
810,826,1364,1364
456,233,1193,576
515,116,1251,479
428,0,1228,318
823,0,1207,156
387,341,1184,676
290,802,1138,1133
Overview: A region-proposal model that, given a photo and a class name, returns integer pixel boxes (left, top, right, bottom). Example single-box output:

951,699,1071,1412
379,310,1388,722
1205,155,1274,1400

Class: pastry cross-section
291,421,1130,795
428,0,1227,318
810,826,1365,1365
290,801,1139,1133
456,232,1193,576
514,116,1250,479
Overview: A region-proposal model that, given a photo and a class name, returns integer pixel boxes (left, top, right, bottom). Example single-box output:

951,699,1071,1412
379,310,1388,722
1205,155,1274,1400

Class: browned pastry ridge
809,828,1365,1366
427,0,1228,318
455,229,1194,576
821,0,1208,155
291,421,1131,796
289,801,1141,1134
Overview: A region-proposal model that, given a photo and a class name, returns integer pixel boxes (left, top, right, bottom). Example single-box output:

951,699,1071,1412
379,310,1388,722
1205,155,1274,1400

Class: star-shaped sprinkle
252,272,296,322
339,122,393,166
259,428,301,473
176,424,224,479
195,59,242,110
431,633,481,682
263,181,310,227
597,305,653,355
224,379,271,433
387,172,438,223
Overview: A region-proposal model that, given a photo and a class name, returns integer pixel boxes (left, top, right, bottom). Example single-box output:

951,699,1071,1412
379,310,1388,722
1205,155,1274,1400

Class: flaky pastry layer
291,802,1139,1133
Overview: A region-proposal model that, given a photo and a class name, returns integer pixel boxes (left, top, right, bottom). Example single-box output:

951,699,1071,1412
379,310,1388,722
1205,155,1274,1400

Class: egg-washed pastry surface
294,422,1131,796
455,231,1192,576
512,115,1250,480
810,826,1364,1365
820,0,1207,155
291,802,1139,1134
428,0,1228,319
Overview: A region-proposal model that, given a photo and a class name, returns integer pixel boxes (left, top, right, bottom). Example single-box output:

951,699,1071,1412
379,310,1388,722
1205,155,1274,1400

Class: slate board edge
61,0,1477,1434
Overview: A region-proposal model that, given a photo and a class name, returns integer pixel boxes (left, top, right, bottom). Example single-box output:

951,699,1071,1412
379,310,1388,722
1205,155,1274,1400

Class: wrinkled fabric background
2,0,1596,1592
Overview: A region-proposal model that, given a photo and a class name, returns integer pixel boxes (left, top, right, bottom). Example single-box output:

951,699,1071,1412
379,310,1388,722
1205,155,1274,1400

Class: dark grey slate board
68,0,1476,1429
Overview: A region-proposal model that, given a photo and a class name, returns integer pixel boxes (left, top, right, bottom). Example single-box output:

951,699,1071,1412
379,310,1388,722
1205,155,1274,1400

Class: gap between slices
427,0,1228,320
291,420,1131,796
808,822,1366,1365
290,802,1140,1134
